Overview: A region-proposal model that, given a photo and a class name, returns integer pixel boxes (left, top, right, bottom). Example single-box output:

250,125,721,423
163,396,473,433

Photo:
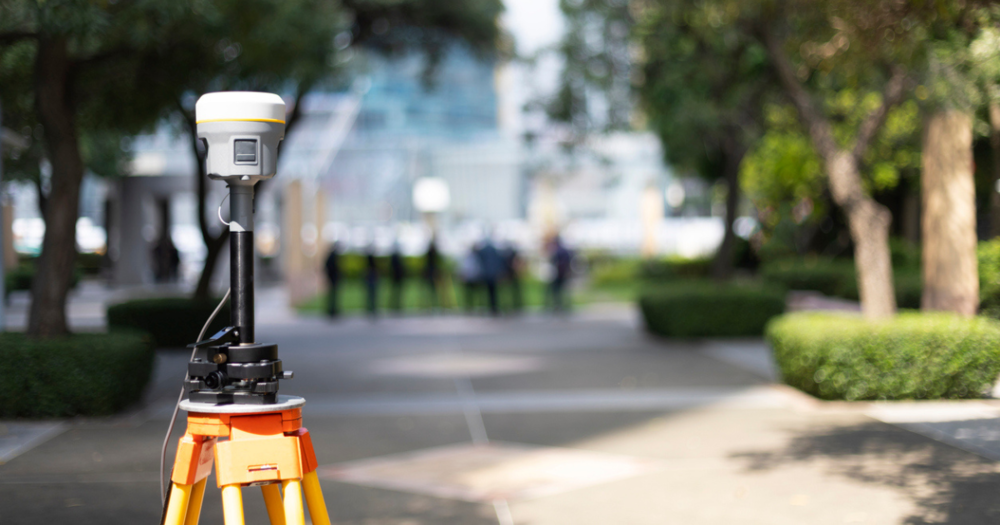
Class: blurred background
7,0,1000,523
1,0,728,319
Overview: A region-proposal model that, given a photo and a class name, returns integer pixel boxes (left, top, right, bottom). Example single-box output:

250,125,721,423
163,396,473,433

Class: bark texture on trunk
921,110,978,316
989,103,1000,238
763,31,902,318
28,37,83,337
710,140,746,280
828,152,897,318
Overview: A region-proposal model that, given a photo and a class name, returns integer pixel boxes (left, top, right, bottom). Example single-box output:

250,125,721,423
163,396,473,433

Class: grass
296,276,638,315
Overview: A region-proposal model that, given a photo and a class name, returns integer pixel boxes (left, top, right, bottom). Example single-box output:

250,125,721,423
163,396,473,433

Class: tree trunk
921,110,978,316
761,31,901,318
28,37,83,337
989,103,1000,238
710,139,746,280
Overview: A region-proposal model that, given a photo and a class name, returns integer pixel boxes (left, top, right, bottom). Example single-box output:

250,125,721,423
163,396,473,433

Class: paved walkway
4,299,1000,524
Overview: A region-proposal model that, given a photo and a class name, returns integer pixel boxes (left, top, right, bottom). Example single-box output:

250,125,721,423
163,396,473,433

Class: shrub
762,258,922,308
5,263,81,297
107,297,230,348
979,239,1000,313
760,258,854,297
0,330,154,418
767,312,1000,401
589,258,640,288
639,281,786,337
76,252,105,275
639,256,711,280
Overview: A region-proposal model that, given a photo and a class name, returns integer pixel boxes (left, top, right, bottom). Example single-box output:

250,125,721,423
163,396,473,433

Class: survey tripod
161,92,331,525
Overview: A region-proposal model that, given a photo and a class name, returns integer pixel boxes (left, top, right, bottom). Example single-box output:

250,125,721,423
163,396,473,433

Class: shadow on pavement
731,421,1000,524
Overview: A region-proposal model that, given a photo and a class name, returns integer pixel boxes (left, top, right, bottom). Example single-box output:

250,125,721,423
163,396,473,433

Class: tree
917,19,1000,315
754,0,972,318
635,0,772,279
0,1,220,336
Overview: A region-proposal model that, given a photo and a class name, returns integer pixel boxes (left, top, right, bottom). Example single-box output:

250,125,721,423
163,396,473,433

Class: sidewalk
3,293,1000,523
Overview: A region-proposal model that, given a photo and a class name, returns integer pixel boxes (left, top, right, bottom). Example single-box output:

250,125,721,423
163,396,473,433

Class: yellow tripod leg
163,483,192,525
281,479,306,525
302,471,332,525
221,484,245,525
261,483,286,525
183,477,208,525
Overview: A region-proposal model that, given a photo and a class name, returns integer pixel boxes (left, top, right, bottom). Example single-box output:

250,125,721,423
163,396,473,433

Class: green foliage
107,298,231,349
4,261,81,297
979,238,1000,313
0,330,154,418
760,258,854,297
635,0,770,179
741,107,824,220
639,281,786,337
767,312,1000,400
587,256,710,287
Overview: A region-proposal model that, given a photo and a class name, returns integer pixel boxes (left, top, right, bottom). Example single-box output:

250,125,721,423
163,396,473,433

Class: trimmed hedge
767,312,1000,400
107,298,230,348
760,258,853,297
5,263,81,298
0,330,154,418
639,282,786,337
589,256,711,287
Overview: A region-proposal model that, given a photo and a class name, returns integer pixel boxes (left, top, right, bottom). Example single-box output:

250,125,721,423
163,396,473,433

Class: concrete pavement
4,303,1000,523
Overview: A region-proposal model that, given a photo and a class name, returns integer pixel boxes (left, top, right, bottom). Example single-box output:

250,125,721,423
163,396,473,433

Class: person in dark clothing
501,244,523,313
423,239,440,310
152,235,180,283
389,244,405,313
365,247,379,317
476,238,504,316
459,248,482,312
548,235,573,313
323,243,342,317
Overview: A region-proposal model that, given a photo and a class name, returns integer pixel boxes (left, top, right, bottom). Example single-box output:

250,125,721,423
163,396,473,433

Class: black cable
160,288,231,506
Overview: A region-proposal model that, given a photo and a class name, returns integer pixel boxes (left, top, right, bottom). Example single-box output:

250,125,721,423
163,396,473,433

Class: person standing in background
423,238,440,310
502,243,523,313
548,235,573,313
389,243,406,313
365,246,379,317
459,247,482,312
477,236,503,316
323,242,342,318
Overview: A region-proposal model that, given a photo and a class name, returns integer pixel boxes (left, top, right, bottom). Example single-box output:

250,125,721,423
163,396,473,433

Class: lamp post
412,177,450,232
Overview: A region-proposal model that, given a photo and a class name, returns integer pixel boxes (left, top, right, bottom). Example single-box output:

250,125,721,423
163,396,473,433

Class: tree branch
176,99,216,245
852,67,908,161
759,27,838,161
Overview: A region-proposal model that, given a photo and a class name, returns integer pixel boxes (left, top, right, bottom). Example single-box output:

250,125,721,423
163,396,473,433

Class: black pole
230,230,254,344
229,184,255,344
